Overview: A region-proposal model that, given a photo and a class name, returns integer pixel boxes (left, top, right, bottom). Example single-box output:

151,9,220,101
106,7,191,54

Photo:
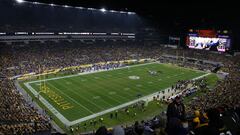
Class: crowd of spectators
0,40,163,77
1,40,229,77
59,62,124,76
0,79,51,135
0,40,240,134
91,114,166,135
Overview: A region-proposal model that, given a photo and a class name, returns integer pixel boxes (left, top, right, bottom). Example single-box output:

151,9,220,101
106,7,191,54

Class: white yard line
23,62,211,126
46,82,96,114
66,77,123,104
27,62,156,84
50,80,108,110
68,73,211,125
24,82,71,126
22,62,157,126
24,67,211,127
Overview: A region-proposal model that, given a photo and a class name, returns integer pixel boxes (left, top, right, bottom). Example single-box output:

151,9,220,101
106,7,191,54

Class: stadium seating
0,79,51,134
1,40,240,135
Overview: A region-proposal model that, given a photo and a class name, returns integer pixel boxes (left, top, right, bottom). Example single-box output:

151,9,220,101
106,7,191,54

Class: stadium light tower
16,0,24,4
100,8,106,12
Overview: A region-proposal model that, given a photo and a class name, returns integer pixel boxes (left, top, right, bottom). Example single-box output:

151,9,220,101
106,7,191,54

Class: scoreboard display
186,30,231,52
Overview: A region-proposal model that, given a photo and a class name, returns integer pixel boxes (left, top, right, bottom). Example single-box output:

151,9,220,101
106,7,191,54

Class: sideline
23,65,210,126
27,62,156,84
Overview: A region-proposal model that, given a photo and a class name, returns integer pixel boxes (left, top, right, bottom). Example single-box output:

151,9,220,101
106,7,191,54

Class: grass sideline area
183,73,220,104
19,63,211,133
76,72,219,133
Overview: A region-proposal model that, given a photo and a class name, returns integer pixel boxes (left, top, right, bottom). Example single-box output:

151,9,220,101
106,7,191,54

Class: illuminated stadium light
88,8,97,11
76,7,84,9
110,10,117,13
127,12,135,15
50,3,55,7
100,8,106,12
16,0,24,4
33,2,39,4
63,5,69,8
16,0,135,15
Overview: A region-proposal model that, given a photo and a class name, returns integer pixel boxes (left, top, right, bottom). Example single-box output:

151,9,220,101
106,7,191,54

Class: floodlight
100,8,106,12
16,0,24,4
88,8,96,11
64,5,69,8
33,2,39,4
76,7,84,9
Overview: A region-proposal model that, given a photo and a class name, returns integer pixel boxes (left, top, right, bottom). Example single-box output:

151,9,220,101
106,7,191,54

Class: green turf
205,73,220,88
71,100,167,133
23,63,205,122
183,73,219,104
76,73,219,133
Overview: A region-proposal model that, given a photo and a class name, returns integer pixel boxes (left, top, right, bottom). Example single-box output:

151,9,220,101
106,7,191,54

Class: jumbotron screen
186,30,231,52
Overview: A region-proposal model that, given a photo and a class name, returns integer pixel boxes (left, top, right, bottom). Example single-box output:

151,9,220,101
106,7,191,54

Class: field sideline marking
23,62,156,126
67,77,124,104
46,82,96,113
24,66,210,127
67,73,211,126
24,82,71,126
51,79,111,110
27,62,156,84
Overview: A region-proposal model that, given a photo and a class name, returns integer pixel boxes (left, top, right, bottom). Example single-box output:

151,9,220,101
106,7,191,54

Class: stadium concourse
0,41,240,135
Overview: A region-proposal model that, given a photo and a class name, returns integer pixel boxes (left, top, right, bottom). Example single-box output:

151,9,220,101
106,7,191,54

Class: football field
22,63,206,126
